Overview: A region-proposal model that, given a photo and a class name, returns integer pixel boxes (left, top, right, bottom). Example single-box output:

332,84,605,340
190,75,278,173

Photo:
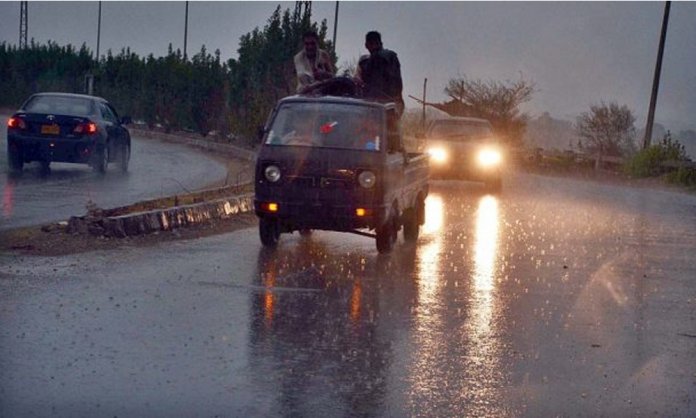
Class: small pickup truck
254,95,429,253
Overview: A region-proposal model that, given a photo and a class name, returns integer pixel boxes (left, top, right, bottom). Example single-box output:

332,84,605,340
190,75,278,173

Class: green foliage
227,5,334,142
665,167,696,187
624,131,690,178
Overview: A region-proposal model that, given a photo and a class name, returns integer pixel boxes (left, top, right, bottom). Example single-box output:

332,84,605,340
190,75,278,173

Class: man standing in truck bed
294,30,335,93
355,31,404,117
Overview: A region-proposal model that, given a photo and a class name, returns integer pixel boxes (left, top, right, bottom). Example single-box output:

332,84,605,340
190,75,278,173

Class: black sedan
6,92,131,174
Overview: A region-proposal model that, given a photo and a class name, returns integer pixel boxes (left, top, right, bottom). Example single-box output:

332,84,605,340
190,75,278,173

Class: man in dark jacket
355,31,404,116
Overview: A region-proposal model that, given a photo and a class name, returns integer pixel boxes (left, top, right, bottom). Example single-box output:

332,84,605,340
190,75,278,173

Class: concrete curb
68,193,255,238
130,127,258,161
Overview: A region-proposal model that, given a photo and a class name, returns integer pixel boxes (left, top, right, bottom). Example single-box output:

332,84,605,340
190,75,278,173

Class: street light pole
96,1,102,61
332,1,339,52
183,1,189,61
643,1,671,149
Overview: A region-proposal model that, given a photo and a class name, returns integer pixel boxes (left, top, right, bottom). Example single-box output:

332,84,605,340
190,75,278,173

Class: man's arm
314,50,335,81
294,52,314,91
386,51,403,95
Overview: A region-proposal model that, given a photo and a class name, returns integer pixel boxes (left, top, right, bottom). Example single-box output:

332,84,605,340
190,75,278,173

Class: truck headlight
427,147,448,164
477,148,502,167
358,170,376,188
264,165,281,182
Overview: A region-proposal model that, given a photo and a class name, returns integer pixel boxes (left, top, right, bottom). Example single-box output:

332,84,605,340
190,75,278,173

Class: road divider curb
67,193,255,238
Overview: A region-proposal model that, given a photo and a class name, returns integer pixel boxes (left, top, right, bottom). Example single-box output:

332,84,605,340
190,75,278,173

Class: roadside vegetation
624,132,696,187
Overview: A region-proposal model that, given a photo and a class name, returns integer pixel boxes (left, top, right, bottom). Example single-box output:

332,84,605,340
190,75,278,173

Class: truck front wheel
259,217,280,248
376,210,398,253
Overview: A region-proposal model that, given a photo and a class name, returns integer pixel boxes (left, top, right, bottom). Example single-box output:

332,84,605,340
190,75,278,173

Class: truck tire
376,209,398,253
402,208,420,242
259,217,280,248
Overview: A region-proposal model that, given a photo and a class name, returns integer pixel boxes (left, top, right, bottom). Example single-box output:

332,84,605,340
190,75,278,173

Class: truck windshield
266,102,383,151
428,120,492,140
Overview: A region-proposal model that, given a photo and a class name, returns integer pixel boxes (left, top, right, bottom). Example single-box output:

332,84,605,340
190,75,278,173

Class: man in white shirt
294,30,335,93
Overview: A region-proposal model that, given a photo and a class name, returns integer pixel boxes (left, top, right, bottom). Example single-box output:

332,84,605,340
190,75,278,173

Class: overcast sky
1,1,695,131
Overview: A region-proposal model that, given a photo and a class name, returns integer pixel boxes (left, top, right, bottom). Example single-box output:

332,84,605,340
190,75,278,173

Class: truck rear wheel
404,195,425,243
259,217,280,247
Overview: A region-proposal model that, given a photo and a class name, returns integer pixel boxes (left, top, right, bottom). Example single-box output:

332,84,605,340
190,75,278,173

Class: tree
412,75,535,145
575,101,636,169
227,5,334,143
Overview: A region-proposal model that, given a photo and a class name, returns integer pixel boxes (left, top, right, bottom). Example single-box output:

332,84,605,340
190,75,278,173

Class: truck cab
254,95,429,253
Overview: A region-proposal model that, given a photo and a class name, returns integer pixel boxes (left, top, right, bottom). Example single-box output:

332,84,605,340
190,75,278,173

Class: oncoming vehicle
254,95,429,253
422,116,503,191
6,92,132,174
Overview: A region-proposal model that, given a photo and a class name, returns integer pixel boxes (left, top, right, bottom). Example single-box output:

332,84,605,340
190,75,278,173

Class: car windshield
23,95,95,117
266,102,383,151
428,120,492,140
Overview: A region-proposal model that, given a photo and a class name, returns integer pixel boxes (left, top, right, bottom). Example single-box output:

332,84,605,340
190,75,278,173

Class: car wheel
93,144,108,174
7,145,23,173
376,208,398,253
259,217,280,248
118,143,130,173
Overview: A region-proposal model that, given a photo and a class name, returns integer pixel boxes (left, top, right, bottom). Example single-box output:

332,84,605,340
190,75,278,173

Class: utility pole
643,1,671,149
332,1,339,52
422,78,428,131
19,1,28,49
183,1,189,61
96,1,102,61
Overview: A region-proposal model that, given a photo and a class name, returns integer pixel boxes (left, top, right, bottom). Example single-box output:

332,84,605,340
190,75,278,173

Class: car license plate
41,124,60,135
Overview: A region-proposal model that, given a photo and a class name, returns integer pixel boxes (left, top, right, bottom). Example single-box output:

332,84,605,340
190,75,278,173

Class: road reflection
249,241,392,417
246,190,510,416
468,195,504,400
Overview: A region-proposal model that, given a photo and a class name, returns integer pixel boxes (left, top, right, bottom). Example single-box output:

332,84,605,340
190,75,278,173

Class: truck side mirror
257,125,266,142
387,133,403,153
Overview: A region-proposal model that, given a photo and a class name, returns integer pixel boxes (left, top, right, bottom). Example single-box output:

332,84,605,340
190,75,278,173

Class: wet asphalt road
0,126,227,230
1,173,696,417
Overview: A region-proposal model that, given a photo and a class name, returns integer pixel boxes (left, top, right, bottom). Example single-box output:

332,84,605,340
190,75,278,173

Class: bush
666,167,696,187
623,132,688,178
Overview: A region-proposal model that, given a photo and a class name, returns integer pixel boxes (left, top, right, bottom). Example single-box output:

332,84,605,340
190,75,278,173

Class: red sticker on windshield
320,121,337,134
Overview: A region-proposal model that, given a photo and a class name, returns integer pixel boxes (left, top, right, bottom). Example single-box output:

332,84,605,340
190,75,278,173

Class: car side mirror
257,125,266,142
120,116,132,125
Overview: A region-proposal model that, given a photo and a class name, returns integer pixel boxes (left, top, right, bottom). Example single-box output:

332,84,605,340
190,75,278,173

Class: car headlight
358,170,376,189
427,147,448,163
264,165,281,182
477,148,502,167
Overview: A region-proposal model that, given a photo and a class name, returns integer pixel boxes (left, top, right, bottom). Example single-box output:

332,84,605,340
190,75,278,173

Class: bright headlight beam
478,149,502,167
427,148,448,163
